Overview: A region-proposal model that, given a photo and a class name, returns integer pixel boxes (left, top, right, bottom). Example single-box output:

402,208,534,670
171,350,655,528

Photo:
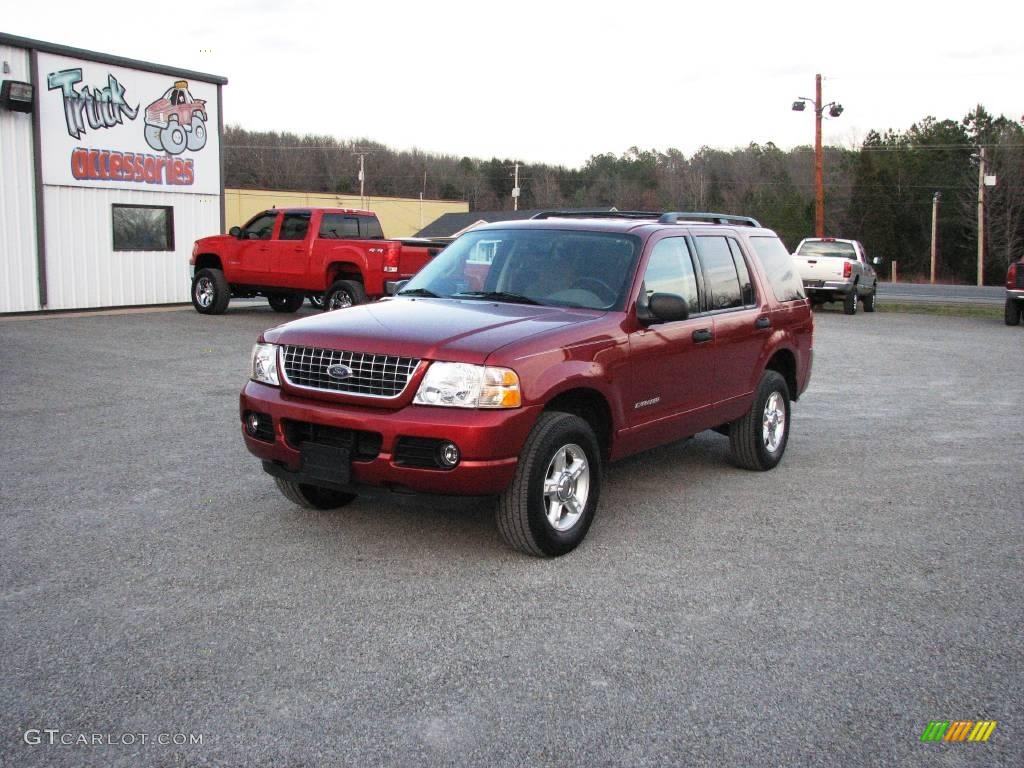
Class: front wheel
274,478,357,510
325,279,367,310
843,287,859,315
496,412,602,557
191,268,230,314
1006,298,1021,326
268,293,304,313
863,286,877,312
160,118,187,155
729,370,791,471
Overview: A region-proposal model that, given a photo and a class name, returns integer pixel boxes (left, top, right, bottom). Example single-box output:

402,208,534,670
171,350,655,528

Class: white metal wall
0,44,40,313
43,187,220,310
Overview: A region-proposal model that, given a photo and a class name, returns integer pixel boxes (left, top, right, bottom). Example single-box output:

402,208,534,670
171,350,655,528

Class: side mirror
647,293,690,323
229,226,242,238
872,257,882,266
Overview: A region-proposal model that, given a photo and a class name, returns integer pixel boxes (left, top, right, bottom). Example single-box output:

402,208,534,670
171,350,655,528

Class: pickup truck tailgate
795,256,846,282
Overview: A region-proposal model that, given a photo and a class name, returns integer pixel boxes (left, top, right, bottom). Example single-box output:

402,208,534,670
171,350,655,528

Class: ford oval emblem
327,363,353,380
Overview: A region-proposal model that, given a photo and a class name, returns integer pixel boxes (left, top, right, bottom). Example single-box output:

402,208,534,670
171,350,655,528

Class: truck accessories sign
38,53,218,195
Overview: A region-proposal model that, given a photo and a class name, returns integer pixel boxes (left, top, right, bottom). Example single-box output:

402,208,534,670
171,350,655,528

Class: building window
112,205,175,251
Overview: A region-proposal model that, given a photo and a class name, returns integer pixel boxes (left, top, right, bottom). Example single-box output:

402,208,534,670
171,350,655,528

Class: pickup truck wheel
191,268,230,314
274,477,357,510
186,115,208,152
1006,298,1021,326
325,279,366,310
160,117,188,155
843,287,859,315
863,286,877,312
496,412,601,557
268,294,304,313
729,370,790,471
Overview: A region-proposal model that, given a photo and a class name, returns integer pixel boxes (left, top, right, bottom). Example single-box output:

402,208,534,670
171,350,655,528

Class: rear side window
727,239,757,306
695,236,743,310
750,236,806,302
319,214,385,240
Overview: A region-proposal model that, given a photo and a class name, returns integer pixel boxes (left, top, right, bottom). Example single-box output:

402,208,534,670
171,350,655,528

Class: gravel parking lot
1,304,1022,767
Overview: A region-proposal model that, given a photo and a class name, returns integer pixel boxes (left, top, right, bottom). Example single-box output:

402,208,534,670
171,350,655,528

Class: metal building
0,34,226,312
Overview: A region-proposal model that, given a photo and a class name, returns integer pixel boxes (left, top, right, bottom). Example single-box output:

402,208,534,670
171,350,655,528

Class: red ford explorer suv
240,211,814,556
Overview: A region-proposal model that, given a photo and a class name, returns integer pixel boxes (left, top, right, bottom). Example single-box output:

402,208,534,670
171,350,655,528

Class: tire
274,477,357,510
187,115,207,152
1006,298,1021,326
144,123,163,151
843,286,859,315
191,268,230,314
325,279,367,311
160,118,187,155
307,293,325,310
496,412,602,557
268,293,304,313
863,285,876,312
729,370,791,471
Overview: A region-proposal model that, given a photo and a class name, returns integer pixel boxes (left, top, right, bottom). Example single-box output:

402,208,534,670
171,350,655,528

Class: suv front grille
281,346,420,398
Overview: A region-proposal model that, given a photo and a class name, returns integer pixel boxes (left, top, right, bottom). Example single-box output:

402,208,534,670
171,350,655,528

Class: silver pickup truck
792,237,880,315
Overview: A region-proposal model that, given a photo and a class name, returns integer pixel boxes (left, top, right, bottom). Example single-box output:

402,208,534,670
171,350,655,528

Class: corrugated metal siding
43,187,220,310
0,44,40,313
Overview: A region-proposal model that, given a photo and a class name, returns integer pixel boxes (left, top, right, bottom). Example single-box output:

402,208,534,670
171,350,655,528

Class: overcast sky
5,0,1021,168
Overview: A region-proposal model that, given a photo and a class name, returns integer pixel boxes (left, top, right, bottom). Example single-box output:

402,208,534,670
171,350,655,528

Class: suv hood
263,298,602,364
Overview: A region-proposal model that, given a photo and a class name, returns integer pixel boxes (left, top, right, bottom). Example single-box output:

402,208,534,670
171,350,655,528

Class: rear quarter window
749,236,806,302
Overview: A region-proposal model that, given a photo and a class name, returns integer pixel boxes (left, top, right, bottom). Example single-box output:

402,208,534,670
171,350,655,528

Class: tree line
224,105,1023,283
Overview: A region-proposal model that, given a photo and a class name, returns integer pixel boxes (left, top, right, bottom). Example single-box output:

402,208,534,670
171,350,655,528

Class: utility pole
511,162,520,211
977,147,986,286
930,192,941,283
814,74,824,237
792,74,842,238
353,148,372,211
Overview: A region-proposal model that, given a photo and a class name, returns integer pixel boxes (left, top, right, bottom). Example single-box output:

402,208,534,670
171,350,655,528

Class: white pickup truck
792,237,880,315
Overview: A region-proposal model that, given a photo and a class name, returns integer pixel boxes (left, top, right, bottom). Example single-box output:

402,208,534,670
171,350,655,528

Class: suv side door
692,232,768,421
625,235,716,450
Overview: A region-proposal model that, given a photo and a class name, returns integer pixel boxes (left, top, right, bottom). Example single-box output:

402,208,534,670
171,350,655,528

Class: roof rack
530,210,661,220
658,212,761,227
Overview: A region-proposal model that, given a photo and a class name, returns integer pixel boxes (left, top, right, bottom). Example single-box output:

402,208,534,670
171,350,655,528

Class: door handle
692,328,713,343
755,316,771,329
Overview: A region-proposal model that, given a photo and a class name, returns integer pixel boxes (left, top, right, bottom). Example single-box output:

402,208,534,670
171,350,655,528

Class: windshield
798,240,857,259
399,229,640,310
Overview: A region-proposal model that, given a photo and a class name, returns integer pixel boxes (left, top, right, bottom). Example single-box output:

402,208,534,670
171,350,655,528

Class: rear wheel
325,279,367,310
191,268,230,314
496,412,601,557
843,287,859,315
1006,298,1021,326
729,370,791,471
268,293,304,313
274,477,357,510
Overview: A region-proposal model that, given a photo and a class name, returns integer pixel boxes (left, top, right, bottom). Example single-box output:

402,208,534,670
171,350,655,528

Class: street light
792,74,843,237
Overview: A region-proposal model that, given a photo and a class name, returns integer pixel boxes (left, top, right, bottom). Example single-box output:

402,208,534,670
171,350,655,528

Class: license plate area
301,442,351,485
804,280,824,288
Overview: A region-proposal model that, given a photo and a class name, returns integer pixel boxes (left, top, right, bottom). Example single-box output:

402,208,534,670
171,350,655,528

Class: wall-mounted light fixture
1,80,34,113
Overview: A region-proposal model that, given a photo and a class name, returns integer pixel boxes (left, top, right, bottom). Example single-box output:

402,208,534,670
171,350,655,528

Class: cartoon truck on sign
143,80,207,155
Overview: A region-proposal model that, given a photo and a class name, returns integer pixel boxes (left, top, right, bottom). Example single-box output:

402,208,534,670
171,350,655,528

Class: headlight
414,362,521,408
250,343,280,386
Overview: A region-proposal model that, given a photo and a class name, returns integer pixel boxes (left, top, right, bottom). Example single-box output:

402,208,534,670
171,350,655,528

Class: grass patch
876,302,1003,319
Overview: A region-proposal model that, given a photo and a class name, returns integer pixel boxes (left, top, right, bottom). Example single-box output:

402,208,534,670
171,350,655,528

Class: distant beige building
225,189,468,239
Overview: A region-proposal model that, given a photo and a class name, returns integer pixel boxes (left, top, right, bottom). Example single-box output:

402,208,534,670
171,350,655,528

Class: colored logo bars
920,721,997,742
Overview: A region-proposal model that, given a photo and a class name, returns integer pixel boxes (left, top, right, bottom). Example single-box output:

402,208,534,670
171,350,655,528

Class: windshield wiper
453,291,541,305
397,288,440,297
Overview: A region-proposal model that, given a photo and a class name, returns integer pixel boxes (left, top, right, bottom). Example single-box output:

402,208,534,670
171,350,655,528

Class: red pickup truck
240,211,814,557
189,208,445,314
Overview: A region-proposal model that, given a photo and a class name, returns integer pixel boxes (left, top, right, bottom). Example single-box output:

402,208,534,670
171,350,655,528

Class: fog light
246,412,260,435
244,411,273,441
439,442,460,467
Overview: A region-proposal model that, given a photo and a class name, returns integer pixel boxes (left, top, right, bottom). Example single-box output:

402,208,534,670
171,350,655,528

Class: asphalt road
877,281,1005,305
1,304,1022,767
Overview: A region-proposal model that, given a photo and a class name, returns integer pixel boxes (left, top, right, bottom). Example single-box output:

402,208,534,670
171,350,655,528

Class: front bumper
240,381,541,496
